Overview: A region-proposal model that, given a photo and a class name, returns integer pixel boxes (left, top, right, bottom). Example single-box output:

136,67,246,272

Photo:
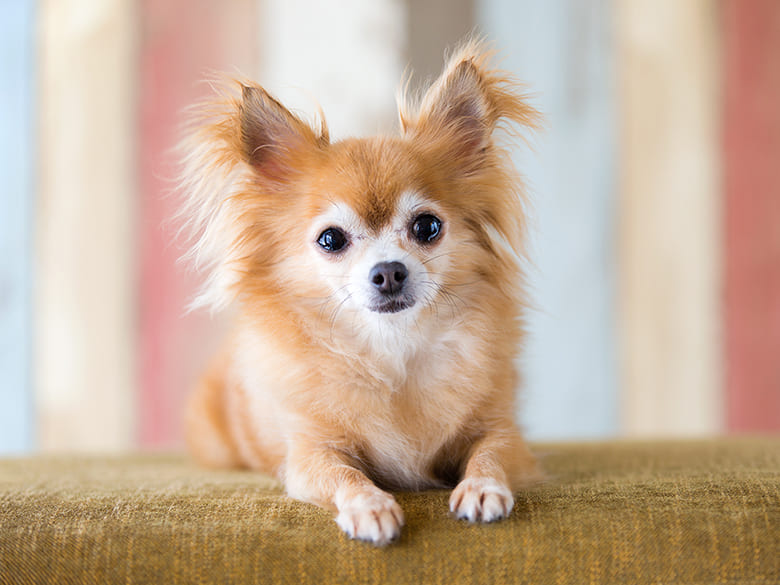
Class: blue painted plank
0,0,35,452
479,0,618,439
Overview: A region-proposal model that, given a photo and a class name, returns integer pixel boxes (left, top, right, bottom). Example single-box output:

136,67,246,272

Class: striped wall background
1,0,778,453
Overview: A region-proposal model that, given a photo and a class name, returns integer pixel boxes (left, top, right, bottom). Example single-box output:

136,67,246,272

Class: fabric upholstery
1,438,778,584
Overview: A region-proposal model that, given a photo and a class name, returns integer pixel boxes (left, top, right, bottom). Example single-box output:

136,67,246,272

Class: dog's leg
449,428,538,523
284,442,404,546
185,358,243,469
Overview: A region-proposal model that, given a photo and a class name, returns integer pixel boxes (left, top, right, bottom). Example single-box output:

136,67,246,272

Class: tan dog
180,40,541,545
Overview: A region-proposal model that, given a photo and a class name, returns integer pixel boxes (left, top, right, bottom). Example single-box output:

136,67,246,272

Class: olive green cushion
1,438,778,584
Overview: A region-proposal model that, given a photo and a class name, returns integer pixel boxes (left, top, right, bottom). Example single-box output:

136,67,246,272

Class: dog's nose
369,261,408,295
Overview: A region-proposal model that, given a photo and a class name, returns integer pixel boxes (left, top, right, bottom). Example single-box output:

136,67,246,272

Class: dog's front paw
449,477,514,523
335,488,404,546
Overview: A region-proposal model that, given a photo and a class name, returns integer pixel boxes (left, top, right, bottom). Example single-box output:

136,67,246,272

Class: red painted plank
138,1,256,447
723,0,780,432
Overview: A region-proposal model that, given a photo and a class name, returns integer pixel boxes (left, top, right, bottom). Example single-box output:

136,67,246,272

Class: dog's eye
317,227,349,253
410,214,442,244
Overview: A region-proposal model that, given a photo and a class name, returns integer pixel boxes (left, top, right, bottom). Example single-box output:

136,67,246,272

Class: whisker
421,251,457,266
328,292,354,341
420,280,469,325
315,283,352,323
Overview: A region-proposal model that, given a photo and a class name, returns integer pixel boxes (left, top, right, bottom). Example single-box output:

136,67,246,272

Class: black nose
369,261,408,295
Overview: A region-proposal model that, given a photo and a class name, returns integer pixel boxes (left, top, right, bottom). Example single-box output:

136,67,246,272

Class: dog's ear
402,42,540,165
413,58,492,156
239,85,327,182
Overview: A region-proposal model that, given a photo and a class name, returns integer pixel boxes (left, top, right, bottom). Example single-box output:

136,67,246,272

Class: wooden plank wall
7,1,777,453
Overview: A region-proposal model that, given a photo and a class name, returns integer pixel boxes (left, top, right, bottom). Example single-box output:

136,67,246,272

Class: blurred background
1,0,778,454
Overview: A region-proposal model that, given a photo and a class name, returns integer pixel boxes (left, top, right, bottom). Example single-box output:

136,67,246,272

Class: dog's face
307,188,448,318
256,136,466,339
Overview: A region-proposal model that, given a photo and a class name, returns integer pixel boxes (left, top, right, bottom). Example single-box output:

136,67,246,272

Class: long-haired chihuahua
180,39,541,545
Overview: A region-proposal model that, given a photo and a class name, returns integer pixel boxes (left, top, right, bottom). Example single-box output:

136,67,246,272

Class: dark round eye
317,227,349,253
410,214,442,244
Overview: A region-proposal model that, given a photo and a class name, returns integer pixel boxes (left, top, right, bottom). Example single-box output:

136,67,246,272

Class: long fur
180,39,542,546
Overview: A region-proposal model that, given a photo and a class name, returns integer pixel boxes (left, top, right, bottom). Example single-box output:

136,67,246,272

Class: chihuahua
181,39,541,545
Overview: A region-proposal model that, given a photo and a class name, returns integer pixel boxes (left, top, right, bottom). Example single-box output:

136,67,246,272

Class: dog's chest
352,366,475,490
343,327,485,488
357,415,451,490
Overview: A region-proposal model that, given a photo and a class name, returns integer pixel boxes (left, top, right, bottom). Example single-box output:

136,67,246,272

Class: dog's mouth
368,296,415,314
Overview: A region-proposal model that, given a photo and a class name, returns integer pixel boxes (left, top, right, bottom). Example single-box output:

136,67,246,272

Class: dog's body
181,40,541,545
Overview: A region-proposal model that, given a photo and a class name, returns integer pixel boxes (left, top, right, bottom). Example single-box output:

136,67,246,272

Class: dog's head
180,40,539,345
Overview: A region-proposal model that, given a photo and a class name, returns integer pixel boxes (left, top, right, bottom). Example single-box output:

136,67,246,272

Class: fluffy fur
180,39,542,546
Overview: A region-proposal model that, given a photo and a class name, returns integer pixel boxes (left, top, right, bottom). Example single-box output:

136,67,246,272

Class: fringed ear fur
239,84,328,183
400,39,540,160
176,80,328,311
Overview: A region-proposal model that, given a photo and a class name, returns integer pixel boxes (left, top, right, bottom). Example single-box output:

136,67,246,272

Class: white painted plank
257,0,406,138
36,0,137,450
616,0,722,436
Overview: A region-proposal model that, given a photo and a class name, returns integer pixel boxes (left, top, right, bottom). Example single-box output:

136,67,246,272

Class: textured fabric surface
0,438,778,584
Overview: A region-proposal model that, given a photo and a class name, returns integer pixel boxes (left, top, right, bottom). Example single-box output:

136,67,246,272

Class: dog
180,39,541,545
